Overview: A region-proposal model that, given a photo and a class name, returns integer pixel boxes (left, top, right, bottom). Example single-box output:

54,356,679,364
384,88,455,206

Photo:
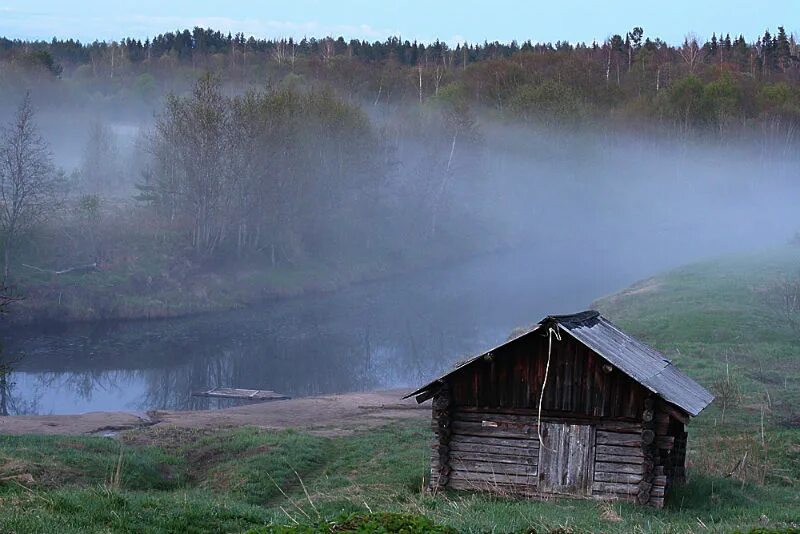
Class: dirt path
0,389,430,436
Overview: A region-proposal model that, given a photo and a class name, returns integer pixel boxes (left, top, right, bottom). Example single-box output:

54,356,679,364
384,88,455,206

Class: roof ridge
545,310,600,325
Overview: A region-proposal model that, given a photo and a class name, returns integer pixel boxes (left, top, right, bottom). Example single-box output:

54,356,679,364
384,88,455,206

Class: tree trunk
0,372,7,416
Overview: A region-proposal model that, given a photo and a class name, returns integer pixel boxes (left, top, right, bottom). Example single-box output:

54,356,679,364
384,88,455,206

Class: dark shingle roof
405,310,713,417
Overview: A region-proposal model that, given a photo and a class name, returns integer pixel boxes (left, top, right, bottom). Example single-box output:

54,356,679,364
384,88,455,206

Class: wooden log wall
591,425,645,501
430,384,452,490
437,407,648,501
443,408,540,494
639,399,690,507
639,397,660,506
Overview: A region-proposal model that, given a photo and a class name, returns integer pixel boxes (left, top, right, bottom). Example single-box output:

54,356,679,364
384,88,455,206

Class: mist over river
1,227,780,415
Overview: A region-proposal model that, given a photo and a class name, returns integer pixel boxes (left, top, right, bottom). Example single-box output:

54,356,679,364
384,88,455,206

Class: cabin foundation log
431,383,452,490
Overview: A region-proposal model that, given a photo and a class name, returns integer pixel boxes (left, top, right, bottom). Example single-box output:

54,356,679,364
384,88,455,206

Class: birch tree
0,94,57,279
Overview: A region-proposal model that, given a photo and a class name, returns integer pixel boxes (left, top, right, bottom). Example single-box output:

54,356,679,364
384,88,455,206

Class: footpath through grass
2,246,800,532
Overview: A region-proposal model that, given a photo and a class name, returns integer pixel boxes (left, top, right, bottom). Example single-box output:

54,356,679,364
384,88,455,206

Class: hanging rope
537,324,561,450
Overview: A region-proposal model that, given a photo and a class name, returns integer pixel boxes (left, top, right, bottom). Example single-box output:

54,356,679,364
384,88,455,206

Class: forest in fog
0,25,799,322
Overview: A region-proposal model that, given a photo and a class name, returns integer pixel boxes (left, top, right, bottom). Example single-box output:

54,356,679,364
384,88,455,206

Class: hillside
596,245,800,431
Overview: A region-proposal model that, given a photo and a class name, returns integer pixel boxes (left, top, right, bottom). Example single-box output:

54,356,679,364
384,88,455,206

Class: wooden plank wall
448,333,648,419
538,422,594,495
435,407,648,501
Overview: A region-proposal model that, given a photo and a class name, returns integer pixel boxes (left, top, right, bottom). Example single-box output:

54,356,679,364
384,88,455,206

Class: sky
0,0,796,46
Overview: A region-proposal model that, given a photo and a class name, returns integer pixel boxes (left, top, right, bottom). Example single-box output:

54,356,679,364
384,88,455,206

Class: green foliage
665,75,709,127
509,81,586,126
703,73,744,125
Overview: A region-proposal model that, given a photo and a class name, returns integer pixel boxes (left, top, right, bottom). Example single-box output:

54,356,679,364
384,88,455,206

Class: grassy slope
2,247,800,533
595,246,800,432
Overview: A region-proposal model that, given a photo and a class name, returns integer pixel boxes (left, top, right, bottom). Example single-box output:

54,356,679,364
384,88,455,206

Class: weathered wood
596,431,641,446
449,451,538,466
538,423,594,496
595,453,645,465
453,409,641,431
451,420,534,438
450,459,537,475
591,482,640,495
449,434,538,449
593,472,643,484
449,469,538,485
448,441,538,456
595,462,644,475
596,444,644,457
649,496,665,509
651,486,665,497
641,429,655,445
596,422,643,433
652,475,667,487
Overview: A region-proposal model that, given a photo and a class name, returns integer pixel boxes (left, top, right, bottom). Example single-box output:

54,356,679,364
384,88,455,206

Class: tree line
1,27,799,139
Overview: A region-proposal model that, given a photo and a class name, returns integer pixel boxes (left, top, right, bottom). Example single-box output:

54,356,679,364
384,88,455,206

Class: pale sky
0,0,796,46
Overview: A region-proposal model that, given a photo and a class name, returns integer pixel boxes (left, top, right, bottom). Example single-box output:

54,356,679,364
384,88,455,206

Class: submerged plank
192,387,290,401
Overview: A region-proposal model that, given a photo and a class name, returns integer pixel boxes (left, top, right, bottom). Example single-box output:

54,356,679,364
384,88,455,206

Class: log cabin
405,311,713,507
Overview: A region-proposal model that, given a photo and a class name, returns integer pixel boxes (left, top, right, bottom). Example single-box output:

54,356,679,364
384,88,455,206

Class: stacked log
444,409,539,494
591,425,645,501
639,397,661,507
430,384,452,490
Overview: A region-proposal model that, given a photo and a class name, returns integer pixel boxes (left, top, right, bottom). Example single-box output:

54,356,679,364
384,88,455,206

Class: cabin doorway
537,422,595,495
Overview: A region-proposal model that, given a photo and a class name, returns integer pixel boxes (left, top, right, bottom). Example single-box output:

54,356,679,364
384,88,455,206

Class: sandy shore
0,389,430,436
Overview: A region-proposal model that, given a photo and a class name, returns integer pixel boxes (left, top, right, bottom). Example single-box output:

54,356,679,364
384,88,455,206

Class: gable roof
405,310,713,417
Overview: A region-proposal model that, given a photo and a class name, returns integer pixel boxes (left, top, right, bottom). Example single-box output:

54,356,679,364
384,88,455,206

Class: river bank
7,241,506,326
0,389,427,436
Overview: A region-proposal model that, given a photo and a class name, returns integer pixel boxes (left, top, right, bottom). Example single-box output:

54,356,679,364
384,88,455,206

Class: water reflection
2,247,657,414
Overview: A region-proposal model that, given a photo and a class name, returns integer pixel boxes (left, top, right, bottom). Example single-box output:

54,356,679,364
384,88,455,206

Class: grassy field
1,246,800,533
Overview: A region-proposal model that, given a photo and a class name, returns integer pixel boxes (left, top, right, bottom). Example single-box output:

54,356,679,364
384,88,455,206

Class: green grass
2,246,800,532
0,422,798,533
